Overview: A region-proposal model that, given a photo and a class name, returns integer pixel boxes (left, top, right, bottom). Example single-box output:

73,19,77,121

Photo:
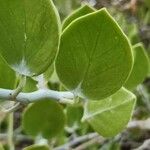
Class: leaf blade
125,43,150,90
56,8,133,100
62,4,95,30
0,56,16,89
82,88,136,137
0,0,60,76
22,100,66,139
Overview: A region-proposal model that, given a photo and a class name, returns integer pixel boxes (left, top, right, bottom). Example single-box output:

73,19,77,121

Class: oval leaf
66,105,83,127
22,100,65,139
82,88,136,137
62,4,95,30
23,77,37,92
56,8,133,100
125,43,150,90
33,64,54,84
0,0,60,76
43,64,54,82
0,56,16,89
23,145,49,150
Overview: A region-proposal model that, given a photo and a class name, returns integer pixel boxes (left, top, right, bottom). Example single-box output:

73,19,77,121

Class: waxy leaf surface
0,0,60,76
56,8,133,100
82,88,136,137
23,77,37,92
66,105,83,127
125,43,150,90
22,100,65,139
62,4,95,30
0,56,16,89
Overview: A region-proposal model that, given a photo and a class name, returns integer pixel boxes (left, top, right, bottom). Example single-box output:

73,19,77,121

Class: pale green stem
4,102,21,114
0,89,74,104
7,75,26,150
7,113,14,150
11,75,26,99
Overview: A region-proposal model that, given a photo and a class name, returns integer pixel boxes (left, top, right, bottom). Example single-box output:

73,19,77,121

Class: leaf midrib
84,97,135,120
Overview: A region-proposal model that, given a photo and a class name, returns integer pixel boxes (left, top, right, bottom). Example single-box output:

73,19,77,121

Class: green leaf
0,56,16,89
22,100,66,139
82,88,136,137
66,105,83,127
43,64,54,82
0,144,4,150
124,43,150,90
0,0,60,76
53,0,80,20
23,144,49,150
62,4,95,30
56,8,133,100
23,77,37,92
33,64,54,85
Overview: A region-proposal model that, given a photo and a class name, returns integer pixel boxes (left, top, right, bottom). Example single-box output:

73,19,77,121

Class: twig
11,75,26,100
3,102,21,114
0,88,74,104
7,114,14,150
54,133,101,150
136,85,150,112
74,136,105,150
133,139,150,150
6,75,26,150
0,133,33,142
130,0,137,13
127,118,150,130
55,118,150,150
